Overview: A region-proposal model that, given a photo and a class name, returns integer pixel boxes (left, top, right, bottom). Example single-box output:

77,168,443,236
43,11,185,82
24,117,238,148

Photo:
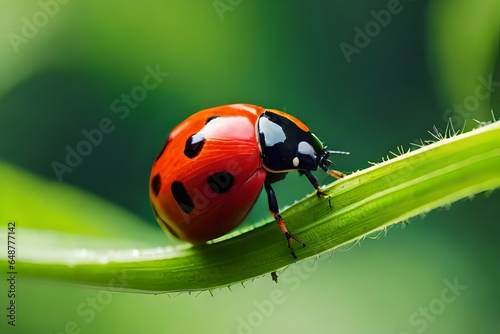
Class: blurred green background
1,0,499,333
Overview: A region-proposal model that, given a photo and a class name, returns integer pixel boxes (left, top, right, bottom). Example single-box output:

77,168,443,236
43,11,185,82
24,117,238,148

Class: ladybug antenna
320,150,349,169
328,150,350,155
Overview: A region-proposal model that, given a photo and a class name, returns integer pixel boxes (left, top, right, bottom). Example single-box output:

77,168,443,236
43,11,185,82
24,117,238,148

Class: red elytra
150,104,347,258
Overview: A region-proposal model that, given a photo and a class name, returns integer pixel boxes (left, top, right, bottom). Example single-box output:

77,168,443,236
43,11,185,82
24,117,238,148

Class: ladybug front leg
300,170,337,210
301,170,329,198
264,183,306,259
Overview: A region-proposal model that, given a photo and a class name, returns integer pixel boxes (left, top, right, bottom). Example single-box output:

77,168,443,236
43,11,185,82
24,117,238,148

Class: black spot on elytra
155,137,170,161
184,134,205,158
151,205,180,239
207,172,235,194
171,181,194,214
151,174,162,197
206,115,220,124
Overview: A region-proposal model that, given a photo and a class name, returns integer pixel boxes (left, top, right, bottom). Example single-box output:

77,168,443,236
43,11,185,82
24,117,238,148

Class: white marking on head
292,157,300,167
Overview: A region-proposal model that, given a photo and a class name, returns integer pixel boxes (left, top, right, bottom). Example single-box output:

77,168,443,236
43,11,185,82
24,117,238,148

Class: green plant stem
5,122,500,293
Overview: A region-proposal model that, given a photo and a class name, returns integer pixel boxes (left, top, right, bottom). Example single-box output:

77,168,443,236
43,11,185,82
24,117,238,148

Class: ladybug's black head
317,147,333,172
317,146,350,174
257,110,348,173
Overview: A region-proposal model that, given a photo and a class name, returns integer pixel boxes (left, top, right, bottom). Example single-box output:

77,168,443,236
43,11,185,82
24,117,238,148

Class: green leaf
1,121,499,293
0,161,164,244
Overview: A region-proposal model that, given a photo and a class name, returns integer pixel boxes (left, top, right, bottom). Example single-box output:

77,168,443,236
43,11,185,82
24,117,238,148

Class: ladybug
150,104,348,258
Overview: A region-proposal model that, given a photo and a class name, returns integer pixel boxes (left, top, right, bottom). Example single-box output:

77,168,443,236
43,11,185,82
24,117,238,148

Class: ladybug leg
264,183,306,259
301,170,335,210
300,170,326,197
